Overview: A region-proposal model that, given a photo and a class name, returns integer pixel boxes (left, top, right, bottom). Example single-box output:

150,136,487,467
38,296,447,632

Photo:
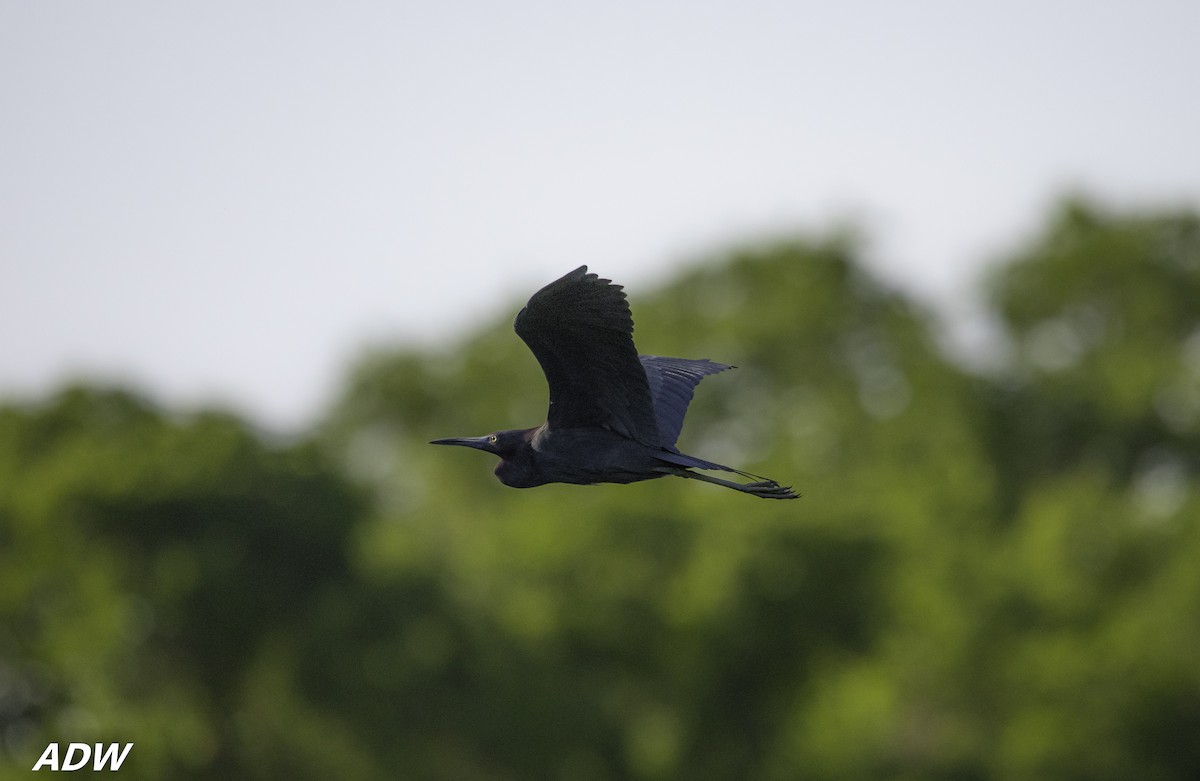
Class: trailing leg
659,466,799,499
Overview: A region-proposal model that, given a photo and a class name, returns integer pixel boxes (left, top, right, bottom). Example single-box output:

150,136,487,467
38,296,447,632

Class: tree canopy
2,198,1198,779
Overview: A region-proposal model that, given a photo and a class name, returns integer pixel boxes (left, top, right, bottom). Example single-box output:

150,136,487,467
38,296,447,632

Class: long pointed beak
429,436,491,450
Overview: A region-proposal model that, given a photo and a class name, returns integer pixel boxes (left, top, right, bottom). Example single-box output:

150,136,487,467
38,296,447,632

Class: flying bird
431,266,798,499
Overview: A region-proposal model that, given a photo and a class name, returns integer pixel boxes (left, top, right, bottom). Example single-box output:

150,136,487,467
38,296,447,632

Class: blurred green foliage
2,198,1198,779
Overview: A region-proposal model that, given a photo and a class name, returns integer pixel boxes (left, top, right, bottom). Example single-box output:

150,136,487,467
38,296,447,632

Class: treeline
1,198,1198,779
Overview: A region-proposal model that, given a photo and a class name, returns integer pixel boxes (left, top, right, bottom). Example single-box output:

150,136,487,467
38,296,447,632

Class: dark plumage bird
431,266,798,499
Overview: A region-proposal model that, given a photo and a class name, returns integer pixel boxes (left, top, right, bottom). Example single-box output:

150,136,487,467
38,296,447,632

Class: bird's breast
494,457,546,488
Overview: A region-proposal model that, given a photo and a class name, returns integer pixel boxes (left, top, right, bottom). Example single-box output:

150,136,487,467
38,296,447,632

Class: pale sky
3,1,1199,430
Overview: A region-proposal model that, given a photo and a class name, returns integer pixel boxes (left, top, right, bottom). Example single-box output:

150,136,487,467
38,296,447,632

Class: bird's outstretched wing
639,356,732,447
514,266,661,445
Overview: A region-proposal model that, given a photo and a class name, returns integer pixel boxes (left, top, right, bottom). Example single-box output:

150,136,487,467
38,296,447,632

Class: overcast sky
3,1,1199,430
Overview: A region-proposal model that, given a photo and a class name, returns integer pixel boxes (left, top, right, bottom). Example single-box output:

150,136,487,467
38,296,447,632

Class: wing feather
639,356,732,447
514,266,661,444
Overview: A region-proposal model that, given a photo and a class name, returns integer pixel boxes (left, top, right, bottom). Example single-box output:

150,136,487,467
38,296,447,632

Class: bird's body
507,425,672,487
432,266,798,499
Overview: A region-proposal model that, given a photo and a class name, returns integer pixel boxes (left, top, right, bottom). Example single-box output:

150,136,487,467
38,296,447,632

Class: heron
431,266,798,499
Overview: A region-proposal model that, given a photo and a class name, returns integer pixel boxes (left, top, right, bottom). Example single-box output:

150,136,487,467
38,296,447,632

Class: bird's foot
742,480,801,500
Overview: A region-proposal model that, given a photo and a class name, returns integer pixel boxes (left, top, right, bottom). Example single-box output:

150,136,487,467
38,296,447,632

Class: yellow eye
488,434,498,444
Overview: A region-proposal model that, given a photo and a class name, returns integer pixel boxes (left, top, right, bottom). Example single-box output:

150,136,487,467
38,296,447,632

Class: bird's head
429,428,544,488
429,428,527,456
